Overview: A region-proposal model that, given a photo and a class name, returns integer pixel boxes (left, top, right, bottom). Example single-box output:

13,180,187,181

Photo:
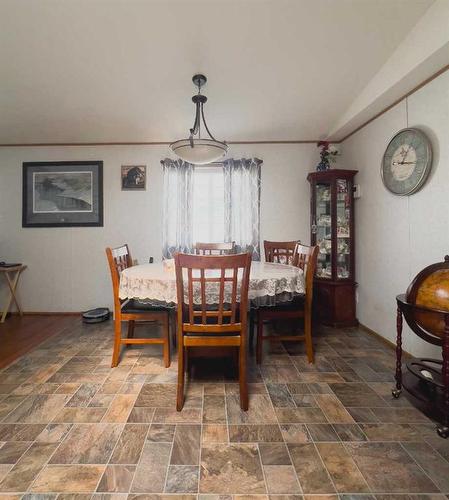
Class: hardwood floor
0,314,77,370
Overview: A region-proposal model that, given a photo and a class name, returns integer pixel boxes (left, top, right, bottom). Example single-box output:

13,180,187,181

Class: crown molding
338,63,449,143
0,139,325,147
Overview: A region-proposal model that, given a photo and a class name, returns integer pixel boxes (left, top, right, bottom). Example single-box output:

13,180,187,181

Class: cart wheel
391,388,402,399
437,426,449,439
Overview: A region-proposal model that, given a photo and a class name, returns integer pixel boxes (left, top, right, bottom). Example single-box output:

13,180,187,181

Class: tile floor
0,318,448,499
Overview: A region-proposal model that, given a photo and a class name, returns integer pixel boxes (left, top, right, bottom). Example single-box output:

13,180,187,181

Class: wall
0,144,318,312
343,69,449,357
329,0,449,140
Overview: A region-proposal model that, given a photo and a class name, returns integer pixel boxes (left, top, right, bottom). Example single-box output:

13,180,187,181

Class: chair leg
111,317,122,368
305,307,314,364
239,343,249,411
170,311,177,348
163,314,170,368
232,346,239,370
249,310,255,351
177,340,185,411
126,321,135,348
256,313,264,364
185,347,190,375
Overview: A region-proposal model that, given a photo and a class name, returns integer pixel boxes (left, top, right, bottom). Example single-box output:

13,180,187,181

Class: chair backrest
174,252,252,334
105,244,132,311
293,244,319,304
264,240,299,265
195,242,236,255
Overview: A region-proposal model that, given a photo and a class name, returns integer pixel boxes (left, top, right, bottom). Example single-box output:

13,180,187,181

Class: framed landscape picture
121,165,146,190
22,161,103,227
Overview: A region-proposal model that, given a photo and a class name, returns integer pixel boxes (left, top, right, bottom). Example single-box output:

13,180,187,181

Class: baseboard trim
10,311,82,316
358,322,412,358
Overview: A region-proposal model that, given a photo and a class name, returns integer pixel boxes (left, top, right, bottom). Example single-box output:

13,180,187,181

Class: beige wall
0,144,318,312
343,69,449,358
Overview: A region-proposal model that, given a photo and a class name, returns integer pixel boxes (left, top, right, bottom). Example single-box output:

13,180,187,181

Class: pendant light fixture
170,74,228,164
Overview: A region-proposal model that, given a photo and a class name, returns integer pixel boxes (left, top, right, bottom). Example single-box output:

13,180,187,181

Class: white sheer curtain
192,166,225,244
161,158,195,258
223,158,262,260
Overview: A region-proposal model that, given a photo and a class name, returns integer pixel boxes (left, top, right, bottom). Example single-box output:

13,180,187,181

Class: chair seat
258,295,305,313
184,331,240,336
121,299,168,314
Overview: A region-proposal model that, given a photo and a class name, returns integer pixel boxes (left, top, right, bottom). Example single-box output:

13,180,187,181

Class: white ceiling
0,0,434,144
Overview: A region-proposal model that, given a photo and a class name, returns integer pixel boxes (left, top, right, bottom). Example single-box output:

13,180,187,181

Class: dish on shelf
337,267,349,278
317,214,331,226
318,239,332,254
337,240,349,254
337,226,350,237
336,179,348,193
318,189,331,201
317,267,332,278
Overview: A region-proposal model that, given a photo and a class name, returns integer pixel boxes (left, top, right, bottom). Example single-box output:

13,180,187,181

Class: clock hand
400,146,411,164
392,161,416,165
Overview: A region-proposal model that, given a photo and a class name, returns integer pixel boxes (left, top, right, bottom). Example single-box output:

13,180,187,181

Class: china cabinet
307,169,358,327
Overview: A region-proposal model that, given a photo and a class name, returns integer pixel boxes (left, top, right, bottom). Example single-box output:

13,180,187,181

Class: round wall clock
381,128,432,196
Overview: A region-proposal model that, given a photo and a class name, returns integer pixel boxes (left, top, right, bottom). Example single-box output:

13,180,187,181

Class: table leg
6,270,23,314
1,269,23,323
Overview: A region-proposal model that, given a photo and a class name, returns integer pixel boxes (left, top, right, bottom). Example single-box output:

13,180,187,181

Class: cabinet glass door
336,179,351,279
314,182,332,279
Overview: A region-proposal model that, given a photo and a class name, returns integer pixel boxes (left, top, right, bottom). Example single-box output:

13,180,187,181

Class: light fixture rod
169,74,228,164
200,103,216,141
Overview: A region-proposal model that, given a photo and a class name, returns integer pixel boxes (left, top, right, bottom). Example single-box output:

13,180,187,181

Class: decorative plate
381,128,432,196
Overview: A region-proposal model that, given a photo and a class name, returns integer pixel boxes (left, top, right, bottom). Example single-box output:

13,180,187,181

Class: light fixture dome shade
169,138,228,165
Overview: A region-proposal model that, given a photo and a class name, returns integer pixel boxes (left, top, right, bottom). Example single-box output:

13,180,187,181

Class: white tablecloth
119,261,305,307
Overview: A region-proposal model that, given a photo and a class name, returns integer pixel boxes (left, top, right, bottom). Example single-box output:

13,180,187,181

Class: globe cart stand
394,292,449,438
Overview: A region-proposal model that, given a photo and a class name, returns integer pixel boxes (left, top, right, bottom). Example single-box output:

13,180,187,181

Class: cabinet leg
392,306,403,399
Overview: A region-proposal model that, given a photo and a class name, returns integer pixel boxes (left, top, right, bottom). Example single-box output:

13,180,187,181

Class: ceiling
0,0,434,144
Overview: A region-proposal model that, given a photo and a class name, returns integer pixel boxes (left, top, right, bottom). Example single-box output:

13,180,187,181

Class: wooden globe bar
394,255,449,438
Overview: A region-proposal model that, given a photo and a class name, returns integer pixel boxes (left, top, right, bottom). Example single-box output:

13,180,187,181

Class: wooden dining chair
174,252,252,411
195,242,236,255
106,244,170,368
264,240,299,265
256,244,319,364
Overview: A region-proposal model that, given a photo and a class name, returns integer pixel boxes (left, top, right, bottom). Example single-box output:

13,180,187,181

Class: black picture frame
22,161,103,227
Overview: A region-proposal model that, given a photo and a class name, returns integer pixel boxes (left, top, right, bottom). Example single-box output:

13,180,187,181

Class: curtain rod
159,161,224,167
161,158,262,167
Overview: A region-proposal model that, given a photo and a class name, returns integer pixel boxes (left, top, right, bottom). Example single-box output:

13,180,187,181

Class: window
161,158,261,259
192,166,225,244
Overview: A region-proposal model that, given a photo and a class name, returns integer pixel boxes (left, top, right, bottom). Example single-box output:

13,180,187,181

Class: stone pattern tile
0,319,446,497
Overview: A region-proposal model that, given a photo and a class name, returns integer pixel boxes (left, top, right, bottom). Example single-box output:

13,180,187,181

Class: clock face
381,128,432,196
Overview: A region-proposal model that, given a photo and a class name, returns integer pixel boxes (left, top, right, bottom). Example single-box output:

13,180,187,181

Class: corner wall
343,69,449,357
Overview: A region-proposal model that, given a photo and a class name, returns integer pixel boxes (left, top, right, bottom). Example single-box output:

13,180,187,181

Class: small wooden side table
0,265,27,323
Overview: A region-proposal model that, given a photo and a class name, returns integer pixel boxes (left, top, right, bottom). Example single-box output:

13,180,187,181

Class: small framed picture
121,165,146,190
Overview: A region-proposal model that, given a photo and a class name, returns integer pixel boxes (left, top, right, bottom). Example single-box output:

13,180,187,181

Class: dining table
119,260,305,308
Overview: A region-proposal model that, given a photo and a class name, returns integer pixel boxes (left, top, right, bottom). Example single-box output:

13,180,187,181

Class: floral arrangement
316,141,339,171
